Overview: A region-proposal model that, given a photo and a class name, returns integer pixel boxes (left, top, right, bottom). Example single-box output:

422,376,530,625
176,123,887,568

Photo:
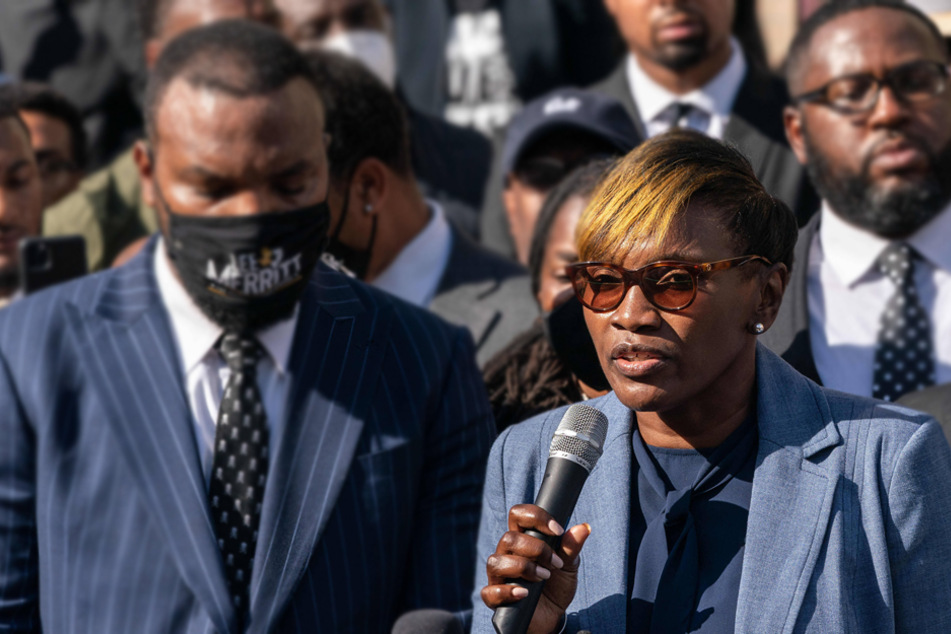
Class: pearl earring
364,203,373,214
753,323,765,334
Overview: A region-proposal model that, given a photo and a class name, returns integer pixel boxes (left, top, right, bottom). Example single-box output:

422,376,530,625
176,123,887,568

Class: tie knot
216,332,262,372
877,243,916,284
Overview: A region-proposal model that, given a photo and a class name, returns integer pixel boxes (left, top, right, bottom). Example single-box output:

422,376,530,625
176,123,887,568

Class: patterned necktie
208,332,269,627
666,102,709,134
872,243,935,401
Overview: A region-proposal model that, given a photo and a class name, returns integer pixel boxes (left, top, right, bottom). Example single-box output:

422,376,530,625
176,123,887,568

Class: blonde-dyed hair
577,129,798,269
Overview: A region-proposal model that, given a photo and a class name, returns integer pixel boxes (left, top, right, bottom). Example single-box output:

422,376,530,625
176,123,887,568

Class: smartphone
18,235,88,295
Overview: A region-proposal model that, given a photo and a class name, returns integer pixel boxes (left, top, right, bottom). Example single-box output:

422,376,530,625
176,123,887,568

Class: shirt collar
370,200,453,307
818,199,951,287
153,237,298,376
626,37,747,124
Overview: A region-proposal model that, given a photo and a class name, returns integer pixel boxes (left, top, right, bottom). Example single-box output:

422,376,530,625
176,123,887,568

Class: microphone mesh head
549,404,609,473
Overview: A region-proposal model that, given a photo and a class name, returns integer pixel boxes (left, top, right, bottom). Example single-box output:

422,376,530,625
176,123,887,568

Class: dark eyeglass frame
566,255,772,313
792,60,950,115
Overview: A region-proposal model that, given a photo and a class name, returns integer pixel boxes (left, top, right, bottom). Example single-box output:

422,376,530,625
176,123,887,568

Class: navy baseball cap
502,88,641,174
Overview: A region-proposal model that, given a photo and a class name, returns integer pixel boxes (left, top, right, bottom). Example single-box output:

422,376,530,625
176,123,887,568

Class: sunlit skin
784,8,951,204
0,117,42,294
20,110,81,208
133,77,329,243
481,201,787,634
276,0,386,49
146,0,282,66
604,0,735,93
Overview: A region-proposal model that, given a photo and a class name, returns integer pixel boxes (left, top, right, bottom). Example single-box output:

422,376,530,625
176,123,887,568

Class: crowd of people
1,0,950,632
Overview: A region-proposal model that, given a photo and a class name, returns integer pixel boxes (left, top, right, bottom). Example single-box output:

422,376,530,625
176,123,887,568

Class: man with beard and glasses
0,21,495,633
761,0,951,410
590,0,818,225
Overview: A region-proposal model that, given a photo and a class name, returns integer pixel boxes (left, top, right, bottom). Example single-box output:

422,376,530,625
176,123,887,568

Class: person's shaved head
144,19,322,144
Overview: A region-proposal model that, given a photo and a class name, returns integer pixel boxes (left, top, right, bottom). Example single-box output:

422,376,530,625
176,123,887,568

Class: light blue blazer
472,345,951,633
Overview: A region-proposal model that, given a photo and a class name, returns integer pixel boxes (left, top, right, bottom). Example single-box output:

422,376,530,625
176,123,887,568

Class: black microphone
492,404,609,634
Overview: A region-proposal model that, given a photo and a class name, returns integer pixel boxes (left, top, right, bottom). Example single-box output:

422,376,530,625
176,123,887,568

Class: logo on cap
543,96,582,116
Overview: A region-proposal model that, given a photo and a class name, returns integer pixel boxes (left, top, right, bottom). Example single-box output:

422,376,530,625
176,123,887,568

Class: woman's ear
754,263,789,333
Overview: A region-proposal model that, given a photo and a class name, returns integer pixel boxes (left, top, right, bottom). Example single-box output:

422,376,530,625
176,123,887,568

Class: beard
650,36,708,71
803,126,951,238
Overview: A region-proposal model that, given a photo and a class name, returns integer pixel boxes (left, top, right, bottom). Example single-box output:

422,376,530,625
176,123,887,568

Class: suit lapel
736,346,841,633
67,245,235,634
574,393,635,631
591,63,646,139
249,267,393,632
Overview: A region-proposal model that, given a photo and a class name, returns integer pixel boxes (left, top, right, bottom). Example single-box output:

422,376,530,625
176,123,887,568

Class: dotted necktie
208,332,269,627
872,243,936,401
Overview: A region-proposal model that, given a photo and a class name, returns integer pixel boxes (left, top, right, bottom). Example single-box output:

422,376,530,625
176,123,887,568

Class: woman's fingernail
512,587,529,598
548,519,564,535
536,566,551,580
551,553,564,569
583,522,592,535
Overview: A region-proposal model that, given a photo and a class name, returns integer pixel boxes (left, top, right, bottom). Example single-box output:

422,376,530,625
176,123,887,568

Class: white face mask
321,30,397,91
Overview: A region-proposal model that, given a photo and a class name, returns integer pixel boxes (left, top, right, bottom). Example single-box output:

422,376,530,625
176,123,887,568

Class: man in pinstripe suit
0,21,495,633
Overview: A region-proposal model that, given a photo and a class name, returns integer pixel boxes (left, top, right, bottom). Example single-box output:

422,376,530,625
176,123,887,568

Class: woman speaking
472,130,951,633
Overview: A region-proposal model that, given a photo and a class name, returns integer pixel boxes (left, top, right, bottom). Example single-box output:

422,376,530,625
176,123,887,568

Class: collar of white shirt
625,36,747,138
153,236,298,377
818,200,951,288
370,199,454,307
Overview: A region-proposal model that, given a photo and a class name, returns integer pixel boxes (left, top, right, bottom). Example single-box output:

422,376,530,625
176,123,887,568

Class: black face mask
324,182,377,280
161,190,330,333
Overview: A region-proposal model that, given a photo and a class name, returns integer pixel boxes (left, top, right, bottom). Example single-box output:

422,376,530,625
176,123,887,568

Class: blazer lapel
574,393,635,631
249,267,394,632
735,346,842,633
66,245,235,634
431,232,500,349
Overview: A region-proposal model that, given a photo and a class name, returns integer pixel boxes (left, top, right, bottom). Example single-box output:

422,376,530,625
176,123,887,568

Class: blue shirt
628,415,757,632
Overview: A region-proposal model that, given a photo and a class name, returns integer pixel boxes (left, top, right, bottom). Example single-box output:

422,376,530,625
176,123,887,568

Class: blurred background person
0,96,43,307
592,0,817,225
0,0,144,169
764,0,951,403
276,0,492,236
483,159,612,431
474,129,951,634
5,82,86,208
486,88,640,263
381,0,621,137
307,50,536,367
42,0,281,272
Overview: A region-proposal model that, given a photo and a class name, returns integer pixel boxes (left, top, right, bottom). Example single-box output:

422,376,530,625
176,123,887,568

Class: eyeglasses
793,60,949,115
566,256,771,313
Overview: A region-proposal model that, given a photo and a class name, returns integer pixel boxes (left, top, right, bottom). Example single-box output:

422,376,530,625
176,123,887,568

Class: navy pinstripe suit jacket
0,240,496,633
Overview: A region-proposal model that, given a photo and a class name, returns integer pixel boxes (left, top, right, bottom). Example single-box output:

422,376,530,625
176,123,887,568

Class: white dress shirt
808,203,951,396
370,200,454,308
625,37,747,140
154,239,298,484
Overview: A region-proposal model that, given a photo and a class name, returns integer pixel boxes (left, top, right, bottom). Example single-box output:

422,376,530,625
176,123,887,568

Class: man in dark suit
308,51,537,367
0,21,495,633
761,0,951,403
590,0,817,225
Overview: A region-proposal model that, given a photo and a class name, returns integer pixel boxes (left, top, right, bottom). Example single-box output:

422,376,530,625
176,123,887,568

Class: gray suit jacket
432,225,537,367
592,63,818,226
472,345,951,632
759,213,822,383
